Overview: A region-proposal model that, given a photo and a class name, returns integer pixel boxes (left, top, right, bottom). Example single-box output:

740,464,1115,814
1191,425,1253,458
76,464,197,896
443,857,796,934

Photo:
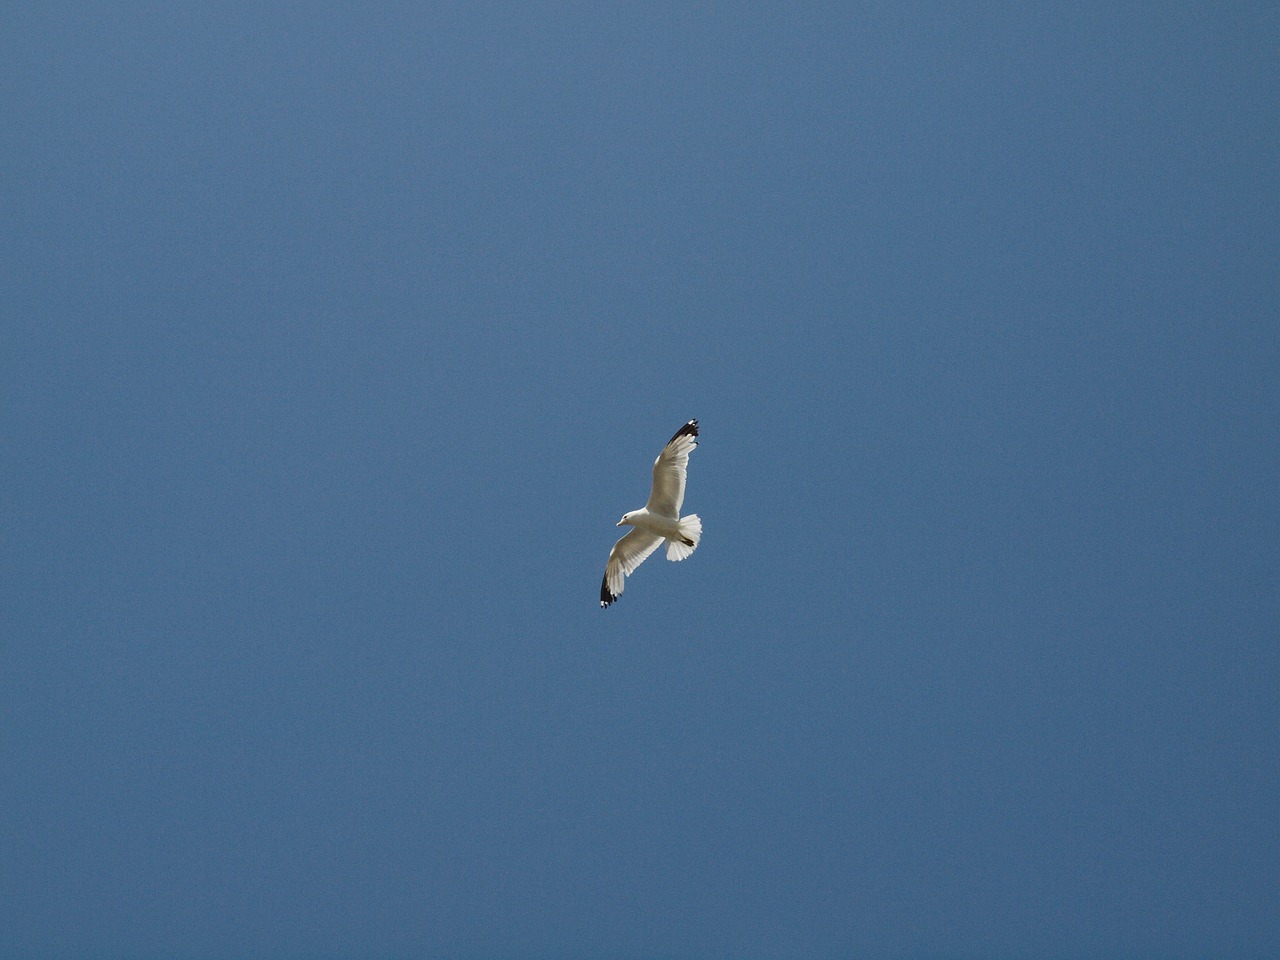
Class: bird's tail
666,514,702,561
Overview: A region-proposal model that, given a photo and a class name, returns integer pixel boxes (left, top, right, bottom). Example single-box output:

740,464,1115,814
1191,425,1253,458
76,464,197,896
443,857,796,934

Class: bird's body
614,507,689,543
600,420,701,608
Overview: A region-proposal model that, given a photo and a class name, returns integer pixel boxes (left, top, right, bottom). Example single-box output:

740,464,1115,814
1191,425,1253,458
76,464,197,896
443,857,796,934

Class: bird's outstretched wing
600,529,663,608
646,419,698,518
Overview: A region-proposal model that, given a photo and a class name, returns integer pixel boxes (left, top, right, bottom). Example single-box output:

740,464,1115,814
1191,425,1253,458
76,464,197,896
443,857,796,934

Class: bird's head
617,512,634,527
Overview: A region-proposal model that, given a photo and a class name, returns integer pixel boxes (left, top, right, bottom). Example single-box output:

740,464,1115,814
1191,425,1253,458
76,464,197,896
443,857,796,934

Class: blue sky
3,3,1277,958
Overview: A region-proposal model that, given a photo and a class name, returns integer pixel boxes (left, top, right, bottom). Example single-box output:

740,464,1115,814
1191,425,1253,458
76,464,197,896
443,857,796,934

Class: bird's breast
630,510,682,539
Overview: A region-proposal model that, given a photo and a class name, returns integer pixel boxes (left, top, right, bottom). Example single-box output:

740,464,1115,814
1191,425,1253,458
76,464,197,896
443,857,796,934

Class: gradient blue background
3,3,1277,958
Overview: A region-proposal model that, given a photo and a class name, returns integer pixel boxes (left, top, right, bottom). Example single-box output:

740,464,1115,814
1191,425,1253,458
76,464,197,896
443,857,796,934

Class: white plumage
600,420,702,608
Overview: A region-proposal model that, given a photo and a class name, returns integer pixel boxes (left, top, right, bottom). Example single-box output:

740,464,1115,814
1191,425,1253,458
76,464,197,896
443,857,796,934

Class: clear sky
3,3,1277,958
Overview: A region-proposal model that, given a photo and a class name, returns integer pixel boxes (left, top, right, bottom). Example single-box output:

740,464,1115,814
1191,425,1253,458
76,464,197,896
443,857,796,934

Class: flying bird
600,419,702,608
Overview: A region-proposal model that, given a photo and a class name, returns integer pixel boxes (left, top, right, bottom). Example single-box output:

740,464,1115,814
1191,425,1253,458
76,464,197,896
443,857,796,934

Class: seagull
600,419,702,608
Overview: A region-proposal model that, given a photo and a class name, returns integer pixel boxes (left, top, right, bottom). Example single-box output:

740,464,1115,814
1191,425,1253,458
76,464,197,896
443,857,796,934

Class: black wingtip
668,419,698,444
600,576,617,608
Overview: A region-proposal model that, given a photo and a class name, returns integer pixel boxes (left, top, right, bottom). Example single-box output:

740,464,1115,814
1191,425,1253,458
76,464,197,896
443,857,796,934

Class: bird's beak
616,519,625,526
